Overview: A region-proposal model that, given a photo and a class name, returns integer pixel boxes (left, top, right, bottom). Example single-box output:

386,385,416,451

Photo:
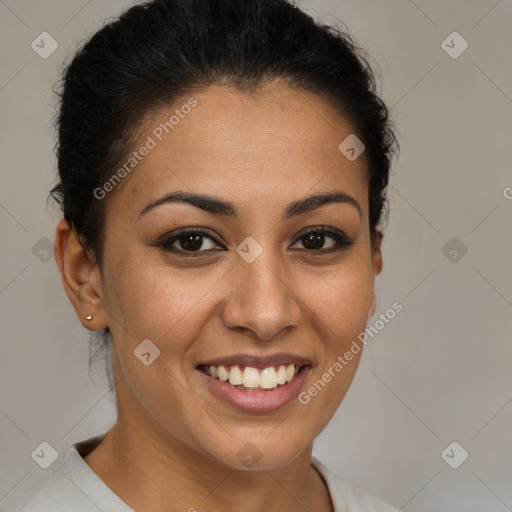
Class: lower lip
196,366,311,413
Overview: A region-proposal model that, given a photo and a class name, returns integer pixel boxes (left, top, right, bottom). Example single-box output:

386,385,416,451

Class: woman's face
97,83,382,470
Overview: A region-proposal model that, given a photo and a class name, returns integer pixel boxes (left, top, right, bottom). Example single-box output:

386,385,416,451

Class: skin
55,83,383,512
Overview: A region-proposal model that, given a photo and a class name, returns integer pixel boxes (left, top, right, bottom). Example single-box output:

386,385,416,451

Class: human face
98,83,381,470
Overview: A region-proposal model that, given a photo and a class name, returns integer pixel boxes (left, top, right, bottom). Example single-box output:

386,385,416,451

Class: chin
202,430,313,472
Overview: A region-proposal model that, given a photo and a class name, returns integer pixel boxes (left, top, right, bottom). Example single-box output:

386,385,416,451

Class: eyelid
292,225,350,242
155,226,223,245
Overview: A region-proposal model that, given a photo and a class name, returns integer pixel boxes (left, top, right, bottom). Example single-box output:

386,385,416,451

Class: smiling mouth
197,364,309,392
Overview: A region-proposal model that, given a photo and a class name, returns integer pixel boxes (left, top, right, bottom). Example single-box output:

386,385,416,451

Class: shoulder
16,449,95,511
311,456,400,512
16,434,133,512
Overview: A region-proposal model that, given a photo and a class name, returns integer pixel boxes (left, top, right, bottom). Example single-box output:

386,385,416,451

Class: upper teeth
206,364,300,390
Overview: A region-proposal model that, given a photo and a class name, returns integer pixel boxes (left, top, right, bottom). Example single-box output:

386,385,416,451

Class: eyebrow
138,190,362,220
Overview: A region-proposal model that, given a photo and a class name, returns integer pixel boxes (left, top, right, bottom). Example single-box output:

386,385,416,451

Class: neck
83,417,332,512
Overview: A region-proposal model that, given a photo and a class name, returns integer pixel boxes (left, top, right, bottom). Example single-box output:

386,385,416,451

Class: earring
86,314,93,321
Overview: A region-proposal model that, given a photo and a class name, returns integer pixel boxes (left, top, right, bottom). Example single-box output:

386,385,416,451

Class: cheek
291,264,372,432
299,261,374,347
101,261,221,449
102,257,227,356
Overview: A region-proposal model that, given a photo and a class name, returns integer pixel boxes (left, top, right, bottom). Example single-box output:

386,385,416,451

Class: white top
17,433,399,512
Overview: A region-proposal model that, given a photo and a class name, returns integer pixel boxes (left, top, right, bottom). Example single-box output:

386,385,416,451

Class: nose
220,255,301,341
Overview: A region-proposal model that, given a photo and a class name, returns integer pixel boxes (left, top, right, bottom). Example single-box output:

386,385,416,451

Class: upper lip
197,352,313,369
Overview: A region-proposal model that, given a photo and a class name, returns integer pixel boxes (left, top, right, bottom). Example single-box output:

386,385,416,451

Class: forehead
108,83,369,218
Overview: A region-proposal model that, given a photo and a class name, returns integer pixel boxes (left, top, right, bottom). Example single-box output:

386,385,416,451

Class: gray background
1,0,511,510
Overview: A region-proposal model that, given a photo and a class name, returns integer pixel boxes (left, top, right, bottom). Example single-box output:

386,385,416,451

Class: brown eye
301,232,330,250
155,228,224,255
292,227,354,253
176,233,211,251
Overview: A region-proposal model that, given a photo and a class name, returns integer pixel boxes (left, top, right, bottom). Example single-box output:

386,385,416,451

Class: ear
366,230,383,323
54,218,108,331
372,229,383,277
366,293,376,324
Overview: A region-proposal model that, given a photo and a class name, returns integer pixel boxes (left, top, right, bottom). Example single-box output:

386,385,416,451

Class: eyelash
154,226,354,257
